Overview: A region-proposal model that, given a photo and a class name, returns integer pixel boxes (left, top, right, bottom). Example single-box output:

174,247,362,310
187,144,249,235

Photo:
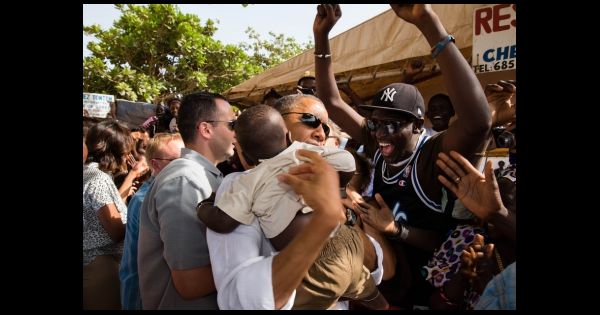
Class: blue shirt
475,262,516,310
119,177,154,310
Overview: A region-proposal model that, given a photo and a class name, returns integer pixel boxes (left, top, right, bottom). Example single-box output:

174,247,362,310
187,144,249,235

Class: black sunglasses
281,112,330,137
205,120,236,131
298,87,316,95
366,118,412,134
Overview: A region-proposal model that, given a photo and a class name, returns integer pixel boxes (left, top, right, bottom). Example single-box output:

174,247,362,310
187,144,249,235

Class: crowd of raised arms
83,4,516,310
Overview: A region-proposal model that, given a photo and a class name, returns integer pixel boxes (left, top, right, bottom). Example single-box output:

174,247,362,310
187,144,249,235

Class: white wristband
399,224,409,240
314,53,332,59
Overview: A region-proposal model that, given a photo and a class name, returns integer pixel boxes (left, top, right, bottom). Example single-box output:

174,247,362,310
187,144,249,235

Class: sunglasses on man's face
298,86,316,95
281,112,330,137
366,118,412,134
205,119,236,131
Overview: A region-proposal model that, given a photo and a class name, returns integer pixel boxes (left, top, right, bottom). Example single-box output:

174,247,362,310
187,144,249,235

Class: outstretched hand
436,151,506,221
485,80,516,127
313,4,341,35
389,4,433,26
354,193,397,235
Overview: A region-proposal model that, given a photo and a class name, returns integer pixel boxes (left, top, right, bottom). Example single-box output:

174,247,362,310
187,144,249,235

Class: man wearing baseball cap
313,4,492,307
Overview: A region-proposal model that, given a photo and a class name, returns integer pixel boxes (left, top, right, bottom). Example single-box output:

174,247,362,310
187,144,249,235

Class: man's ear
198,121,212,139
150,159,160,172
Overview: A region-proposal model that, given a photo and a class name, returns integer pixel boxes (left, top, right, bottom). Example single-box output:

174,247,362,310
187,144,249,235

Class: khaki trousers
83,254,121,310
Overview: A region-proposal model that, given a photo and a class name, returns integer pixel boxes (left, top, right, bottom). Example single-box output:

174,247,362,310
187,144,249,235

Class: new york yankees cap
359,83,425,120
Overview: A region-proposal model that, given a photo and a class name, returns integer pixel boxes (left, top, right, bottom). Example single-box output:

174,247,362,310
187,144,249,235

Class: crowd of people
83,4,516,310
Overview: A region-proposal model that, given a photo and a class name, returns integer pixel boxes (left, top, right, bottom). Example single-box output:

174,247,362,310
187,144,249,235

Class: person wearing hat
312,4,492,307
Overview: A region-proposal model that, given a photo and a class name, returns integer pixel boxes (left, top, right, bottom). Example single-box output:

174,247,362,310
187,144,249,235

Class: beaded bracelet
431,34,455,58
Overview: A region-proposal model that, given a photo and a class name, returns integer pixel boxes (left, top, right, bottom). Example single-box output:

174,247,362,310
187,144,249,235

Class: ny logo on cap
380,87,397,102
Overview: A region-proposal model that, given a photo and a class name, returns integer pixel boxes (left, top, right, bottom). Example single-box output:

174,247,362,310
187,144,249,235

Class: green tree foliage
84,4,312,103
240,27,313,71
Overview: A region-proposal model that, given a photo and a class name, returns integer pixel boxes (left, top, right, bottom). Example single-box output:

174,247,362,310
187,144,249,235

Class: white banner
83,93,114,118
472,4,516,74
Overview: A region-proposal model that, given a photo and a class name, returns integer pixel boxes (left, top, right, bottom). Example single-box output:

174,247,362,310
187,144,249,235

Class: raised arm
313,4,366,142
390,4,492,158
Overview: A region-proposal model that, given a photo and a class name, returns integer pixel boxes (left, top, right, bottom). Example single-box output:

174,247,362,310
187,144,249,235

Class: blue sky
83,4,390,58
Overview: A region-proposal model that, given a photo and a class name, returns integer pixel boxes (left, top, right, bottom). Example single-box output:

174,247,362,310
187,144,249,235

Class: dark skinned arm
313,4,366,143
354,289,389,310
196,203,240,234
389,4,492,159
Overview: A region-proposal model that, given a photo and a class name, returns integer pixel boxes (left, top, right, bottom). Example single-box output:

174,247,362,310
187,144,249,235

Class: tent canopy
224,4,512,108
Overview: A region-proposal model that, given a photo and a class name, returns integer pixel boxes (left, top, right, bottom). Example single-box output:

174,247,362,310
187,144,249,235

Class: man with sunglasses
274,94,330,147
202,105,387,309
313,4,492,307
296,71,317,95
120,133,184,309
138,91,237,309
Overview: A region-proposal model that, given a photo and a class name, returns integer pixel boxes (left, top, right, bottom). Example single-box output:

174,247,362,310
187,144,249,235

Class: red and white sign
472,4,516,74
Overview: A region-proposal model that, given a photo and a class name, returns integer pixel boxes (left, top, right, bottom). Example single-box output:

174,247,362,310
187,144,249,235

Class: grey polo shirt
138,148,222,309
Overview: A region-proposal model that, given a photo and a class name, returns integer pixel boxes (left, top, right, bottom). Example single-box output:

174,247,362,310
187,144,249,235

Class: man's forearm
487,208,516,242
314,32,366,142
419,13,491,138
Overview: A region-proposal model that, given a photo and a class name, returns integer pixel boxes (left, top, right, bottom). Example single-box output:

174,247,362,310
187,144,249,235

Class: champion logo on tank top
398,180,407,187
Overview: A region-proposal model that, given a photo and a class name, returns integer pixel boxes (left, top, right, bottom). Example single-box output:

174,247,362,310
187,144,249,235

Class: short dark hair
273,94,322,114
262,88,282,103
428,93,455,116
177,91,227,144
235,105,287,165
297,76,315,86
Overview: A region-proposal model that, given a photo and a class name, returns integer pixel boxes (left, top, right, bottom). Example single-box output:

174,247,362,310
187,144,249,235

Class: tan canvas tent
224,4,515,108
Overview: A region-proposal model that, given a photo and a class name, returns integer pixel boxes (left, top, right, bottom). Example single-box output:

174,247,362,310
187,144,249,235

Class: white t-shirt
169,117,178,133
215,141,355,238
207,172,384,310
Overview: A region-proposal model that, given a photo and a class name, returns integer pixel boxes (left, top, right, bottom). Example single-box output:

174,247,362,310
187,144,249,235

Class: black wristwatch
197,198,214,210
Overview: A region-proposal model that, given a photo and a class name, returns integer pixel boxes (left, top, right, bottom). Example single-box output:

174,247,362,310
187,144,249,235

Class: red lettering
493,4,512,32
475,7,492,35
511,4,517,28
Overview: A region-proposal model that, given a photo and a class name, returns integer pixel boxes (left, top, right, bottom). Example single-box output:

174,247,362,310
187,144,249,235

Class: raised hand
355,193,397,235
389,4,434,27
313,4,342,36
436,151,506,221
130,156,149,178
485,80,516,127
